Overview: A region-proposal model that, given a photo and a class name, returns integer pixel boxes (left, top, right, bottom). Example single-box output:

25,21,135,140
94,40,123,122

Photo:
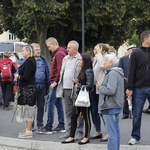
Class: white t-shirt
63,56,79,89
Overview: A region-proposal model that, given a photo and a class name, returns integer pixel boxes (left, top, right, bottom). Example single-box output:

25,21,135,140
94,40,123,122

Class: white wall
0,31,19,42
117,43,128,58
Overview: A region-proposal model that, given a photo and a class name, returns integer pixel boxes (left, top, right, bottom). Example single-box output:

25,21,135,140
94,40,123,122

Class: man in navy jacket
31,43,50,130
118,45,136,119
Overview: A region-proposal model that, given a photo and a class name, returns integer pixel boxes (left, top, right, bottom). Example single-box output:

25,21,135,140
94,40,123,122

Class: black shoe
100,138,108,142
61,139,75,144
78,139,90,145
36,127,52,134
53,126,66,133
90,133,102,139
122,116,128,119
143,108,150,114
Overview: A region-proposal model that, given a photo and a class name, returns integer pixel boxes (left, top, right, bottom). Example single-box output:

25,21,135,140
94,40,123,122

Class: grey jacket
99,67,124,110
56,53,81,98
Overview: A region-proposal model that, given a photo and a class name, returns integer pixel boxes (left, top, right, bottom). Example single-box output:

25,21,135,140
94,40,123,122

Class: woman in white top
90,43,109,140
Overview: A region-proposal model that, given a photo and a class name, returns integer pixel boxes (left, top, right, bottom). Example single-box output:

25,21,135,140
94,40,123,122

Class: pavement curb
0,136,150,150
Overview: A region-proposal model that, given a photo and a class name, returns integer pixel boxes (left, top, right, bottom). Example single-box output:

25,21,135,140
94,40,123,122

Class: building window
9,33,15,40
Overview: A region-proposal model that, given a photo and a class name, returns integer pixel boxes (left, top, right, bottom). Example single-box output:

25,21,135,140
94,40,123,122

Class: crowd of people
0,30,149,150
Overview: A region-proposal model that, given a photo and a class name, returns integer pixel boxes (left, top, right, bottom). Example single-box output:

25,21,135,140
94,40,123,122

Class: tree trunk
35,18,50,62
38,30,51,64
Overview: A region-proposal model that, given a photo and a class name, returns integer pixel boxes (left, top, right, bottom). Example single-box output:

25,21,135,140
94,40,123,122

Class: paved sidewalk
0,102,150,150
0,136,150,150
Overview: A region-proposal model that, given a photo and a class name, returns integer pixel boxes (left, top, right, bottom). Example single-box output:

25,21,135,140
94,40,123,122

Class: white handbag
75,85,90,107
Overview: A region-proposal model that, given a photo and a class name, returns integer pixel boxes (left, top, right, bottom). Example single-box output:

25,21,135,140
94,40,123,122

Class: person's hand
72,79,78,84
126,89,133,99
14,74,19,80
96,81,101,89
96,46,103,54
50,82,57,89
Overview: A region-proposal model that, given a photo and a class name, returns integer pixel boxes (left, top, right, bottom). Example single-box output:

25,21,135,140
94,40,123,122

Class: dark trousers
123,88,129,117
90,86,101,132
147,98,150,109
35,88,46,128
70,105,91,138
1,82,13,107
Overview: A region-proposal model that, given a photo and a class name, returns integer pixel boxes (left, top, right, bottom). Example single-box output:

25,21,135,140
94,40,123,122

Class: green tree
0,0,24,39
128,31,141,47
47,0,127,50
13,0,69,57
0,0,149,56
0,0,69,57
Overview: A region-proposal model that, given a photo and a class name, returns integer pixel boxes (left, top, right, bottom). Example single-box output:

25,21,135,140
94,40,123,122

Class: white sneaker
18,130,33,139
128,138,138,145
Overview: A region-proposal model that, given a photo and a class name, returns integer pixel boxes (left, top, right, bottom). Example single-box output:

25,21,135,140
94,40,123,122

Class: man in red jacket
37,37,67,134
0,52,17,110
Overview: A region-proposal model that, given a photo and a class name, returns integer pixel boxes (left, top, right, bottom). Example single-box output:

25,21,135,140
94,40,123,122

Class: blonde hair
46,37,59,46
23,45,34,57
97,43,110,53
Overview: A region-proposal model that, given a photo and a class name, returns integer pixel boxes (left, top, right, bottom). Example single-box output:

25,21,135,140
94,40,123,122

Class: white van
0,41,28,59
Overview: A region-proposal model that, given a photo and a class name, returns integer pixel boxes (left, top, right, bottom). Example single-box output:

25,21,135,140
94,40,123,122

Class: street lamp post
82,0,85,53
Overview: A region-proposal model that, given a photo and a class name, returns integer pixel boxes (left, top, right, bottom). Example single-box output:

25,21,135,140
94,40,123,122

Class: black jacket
19,57,36,87
127,46,150,90
77,69,94,94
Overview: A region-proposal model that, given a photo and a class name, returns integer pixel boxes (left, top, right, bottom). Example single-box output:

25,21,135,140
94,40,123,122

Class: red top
50,47,67,83
0,58,17,82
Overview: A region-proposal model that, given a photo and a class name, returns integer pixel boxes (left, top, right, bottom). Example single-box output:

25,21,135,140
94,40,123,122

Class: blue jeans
131,87,150,141
103,114,120,150
46,86,65,130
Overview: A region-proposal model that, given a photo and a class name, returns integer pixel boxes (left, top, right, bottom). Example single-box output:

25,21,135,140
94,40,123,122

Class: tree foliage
0,0,149,56
0,0,69,57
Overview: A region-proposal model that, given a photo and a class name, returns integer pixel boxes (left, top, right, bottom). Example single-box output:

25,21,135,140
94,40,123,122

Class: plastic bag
75,85,90,107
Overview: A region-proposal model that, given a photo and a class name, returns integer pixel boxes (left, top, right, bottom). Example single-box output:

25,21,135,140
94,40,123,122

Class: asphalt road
0,101,149,146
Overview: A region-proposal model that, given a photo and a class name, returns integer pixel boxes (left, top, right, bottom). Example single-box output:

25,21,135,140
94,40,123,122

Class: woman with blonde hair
15,45,36,138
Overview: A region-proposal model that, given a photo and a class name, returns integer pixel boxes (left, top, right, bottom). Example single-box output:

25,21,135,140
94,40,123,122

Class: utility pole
82,0,85,53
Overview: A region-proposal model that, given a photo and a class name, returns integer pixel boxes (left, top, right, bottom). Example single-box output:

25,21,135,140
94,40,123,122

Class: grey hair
68,40,79,50
31,43,40,48
105,54,117,65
